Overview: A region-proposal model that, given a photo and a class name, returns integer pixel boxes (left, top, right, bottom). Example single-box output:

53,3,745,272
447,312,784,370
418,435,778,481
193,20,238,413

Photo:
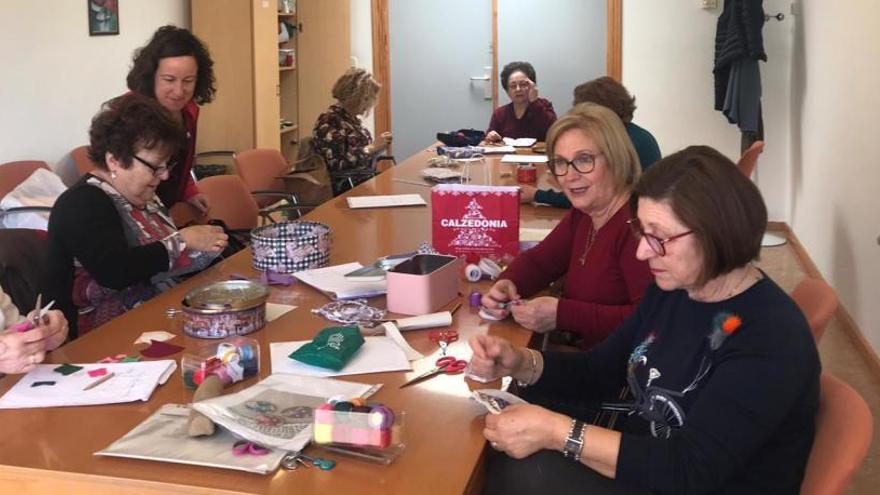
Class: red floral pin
709,312,742,350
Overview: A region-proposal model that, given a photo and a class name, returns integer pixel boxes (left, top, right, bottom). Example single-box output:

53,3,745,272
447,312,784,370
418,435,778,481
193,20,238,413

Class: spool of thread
516,164,537,183
469,291,482,308
478,258,503,280
464,263,482,282
368,405,395,429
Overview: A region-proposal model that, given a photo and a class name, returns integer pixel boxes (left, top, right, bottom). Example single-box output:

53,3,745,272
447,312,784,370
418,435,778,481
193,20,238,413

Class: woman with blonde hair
312,67,392,194
482,103,652,350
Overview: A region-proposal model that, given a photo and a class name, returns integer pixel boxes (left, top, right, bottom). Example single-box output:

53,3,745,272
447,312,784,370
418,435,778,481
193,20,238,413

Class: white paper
346,194,427,209
503,137,537,147
266,302,297,322
294,262,387,299
395,312,453,331
0,360,177,409
96,404,286,474
380,322,424,361
519,227,553,242
477,145,516,154
270,337,412,377
501,154,548,163
134,331,176,344
192,374,375,452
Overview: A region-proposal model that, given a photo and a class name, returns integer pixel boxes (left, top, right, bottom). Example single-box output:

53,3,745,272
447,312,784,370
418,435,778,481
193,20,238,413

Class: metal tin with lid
181,281,269,338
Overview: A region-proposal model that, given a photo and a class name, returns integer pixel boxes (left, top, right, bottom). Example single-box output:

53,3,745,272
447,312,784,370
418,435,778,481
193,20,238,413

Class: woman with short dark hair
471,146,819,494
484,61,557,143
126,25,216,213
47,95,227,337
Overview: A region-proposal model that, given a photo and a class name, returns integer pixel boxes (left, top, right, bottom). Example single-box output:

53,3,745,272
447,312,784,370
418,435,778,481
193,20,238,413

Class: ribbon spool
469,291,482,308
464,264,482,282
368,405,395,430
478,258,502,280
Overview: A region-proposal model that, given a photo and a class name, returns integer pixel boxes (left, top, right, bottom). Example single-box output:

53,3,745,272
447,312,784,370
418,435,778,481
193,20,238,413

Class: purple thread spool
368,405,395,430
469,291,482,308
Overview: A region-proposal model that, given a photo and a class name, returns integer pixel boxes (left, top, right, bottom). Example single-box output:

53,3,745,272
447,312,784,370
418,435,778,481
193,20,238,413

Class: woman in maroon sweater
485,61,557,143
482,103,652,349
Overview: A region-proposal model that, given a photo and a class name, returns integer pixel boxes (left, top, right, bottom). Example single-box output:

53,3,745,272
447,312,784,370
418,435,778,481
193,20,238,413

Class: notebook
294,262,387,299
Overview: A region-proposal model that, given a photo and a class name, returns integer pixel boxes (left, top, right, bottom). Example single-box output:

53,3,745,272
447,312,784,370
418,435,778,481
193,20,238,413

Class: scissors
428,330,459,356
399,356,467,388
10,294,55,333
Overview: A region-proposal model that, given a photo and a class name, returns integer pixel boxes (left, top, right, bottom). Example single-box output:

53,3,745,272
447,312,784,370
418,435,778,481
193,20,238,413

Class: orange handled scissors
399,356,467,388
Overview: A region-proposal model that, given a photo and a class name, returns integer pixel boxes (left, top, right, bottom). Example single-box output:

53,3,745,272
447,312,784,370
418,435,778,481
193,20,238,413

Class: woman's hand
379,131,393,149
179,225,228,252
483,404,570,459
510,296,559,333
186,194,211,217
528,80,539,102
32,310,68,351
519,185,537,204
0,326,54,374
468,334,523,381
485,130,503,144
481,279,520,319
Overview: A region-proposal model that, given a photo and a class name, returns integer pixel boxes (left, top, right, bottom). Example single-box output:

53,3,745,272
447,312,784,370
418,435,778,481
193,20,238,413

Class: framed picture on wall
88,0,119,36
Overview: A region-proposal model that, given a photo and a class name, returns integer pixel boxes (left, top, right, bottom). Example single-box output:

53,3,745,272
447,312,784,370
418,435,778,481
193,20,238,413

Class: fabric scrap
140,339,185,358
53,364,83,376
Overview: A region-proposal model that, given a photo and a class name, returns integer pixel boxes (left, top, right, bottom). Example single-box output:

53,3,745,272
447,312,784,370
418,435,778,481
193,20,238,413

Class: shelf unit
191,0,350,165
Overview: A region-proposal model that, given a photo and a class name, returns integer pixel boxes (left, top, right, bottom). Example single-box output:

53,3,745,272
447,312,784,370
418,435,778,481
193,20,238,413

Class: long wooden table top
0,147,565,495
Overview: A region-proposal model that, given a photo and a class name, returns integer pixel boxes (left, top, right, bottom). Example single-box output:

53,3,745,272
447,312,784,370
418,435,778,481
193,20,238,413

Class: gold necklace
579,226,598,265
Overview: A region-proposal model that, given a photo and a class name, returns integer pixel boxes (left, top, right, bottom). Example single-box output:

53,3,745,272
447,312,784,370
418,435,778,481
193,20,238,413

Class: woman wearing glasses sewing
469,146,820,494
46,95,227,337
484,61,557,144
481,103,652,350
0,288,68,374
126,25,216,215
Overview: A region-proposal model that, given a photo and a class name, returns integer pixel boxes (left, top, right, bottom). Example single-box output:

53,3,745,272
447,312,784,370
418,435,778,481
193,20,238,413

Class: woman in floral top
312,68,392,193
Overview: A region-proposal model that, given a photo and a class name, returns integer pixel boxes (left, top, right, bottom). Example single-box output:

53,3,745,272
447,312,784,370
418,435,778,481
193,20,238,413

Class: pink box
386,254,460,315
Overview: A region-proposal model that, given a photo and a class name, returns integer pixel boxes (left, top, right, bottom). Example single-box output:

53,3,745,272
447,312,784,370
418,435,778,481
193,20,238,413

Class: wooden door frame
370,0,622,137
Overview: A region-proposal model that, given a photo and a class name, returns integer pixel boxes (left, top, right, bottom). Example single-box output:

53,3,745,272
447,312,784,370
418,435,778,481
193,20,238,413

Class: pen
83,372,115,390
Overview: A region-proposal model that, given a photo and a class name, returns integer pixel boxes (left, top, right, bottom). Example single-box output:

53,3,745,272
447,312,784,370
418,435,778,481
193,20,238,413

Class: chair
800,373,873,495
282,136,333,206
734,142,786,247
330,153,397,196
70,145,98,178
0,160,50,199
233,148,302,209
790,277,839,342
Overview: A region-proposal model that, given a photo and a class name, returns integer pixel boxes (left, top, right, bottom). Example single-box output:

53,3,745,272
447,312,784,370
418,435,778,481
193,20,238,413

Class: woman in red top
126,25,216,215
485,61,557,143
482,103,652,349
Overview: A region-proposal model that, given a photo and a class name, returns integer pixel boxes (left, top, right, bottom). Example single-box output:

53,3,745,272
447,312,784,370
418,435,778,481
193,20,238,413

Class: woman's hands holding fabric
481,279,520,319
485,130,503,144
510,296,559,333
0,327,52,374
483,404,569,459
467,334,523,381
179,225,228,252
34,310,68,351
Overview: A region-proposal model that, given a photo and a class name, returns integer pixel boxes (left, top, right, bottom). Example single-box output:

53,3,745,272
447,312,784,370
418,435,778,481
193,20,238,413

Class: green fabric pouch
289,326,365,371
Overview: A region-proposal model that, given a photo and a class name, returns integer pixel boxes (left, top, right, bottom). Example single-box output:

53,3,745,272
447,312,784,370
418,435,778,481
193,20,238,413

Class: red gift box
431,185,520,263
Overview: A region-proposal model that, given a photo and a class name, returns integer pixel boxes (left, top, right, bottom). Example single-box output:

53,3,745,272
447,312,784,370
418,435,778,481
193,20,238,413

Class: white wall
350,0,374,136
622,0,792,222
790,0,880,351
0,1,190,184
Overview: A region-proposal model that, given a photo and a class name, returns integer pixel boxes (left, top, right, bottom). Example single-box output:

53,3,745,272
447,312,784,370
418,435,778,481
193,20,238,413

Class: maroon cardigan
486,98,557,141
500,202,652,349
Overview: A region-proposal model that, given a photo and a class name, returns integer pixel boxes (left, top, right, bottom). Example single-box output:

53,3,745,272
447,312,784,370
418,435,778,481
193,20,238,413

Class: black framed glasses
627,218,693,257
132,155,175,178
548,152,603,177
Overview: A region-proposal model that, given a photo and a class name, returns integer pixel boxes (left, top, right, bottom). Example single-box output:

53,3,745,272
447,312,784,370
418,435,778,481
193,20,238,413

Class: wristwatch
563,419,586,462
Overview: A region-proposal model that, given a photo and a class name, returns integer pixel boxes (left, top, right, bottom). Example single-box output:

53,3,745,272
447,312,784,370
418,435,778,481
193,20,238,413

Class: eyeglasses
508,81,531,90
627,218,693,257
132,155,175,178
548,152,602,177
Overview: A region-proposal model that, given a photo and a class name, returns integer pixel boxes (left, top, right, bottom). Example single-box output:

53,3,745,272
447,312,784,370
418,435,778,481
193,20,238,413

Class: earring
110,171,117,179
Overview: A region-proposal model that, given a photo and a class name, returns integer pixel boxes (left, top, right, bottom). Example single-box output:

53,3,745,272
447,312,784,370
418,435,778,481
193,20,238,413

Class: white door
498,0,606,117
389,0,493,160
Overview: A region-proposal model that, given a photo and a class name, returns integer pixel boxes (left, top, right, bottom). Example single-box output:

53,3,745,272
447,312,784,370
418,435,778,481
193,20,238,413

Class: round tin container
516,164,537,183
181,280,270,339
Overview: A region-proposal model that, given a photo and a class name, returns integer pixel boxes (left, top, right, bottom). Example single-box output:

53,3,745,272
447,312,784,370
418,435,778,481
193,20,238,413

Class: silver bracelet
515,348,538,387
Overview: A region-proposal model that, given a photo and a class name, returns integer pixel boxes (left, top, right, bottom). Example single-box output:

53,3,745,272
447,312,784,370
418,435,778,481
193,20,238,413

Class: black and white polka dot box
251,221,332,273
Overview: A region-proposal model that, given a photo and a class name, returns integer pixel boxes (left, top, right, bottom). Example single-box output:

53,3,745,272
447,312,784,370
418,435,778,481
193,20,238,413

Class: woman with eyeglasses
484,61,557,144
126,25,216,215
469,146,819,494
47,95,228,337
481,103,652,350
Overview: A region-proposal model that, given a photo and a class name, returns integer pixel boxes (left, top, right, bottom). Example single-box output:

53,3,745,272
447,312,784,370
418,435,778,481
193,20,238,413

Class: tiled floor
756,240,879,494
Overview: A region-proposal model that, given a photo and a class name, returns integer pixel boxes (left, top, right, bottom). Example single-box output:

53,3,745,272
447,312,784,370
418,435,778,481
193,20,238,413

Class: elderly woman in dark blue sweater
469,146,819,494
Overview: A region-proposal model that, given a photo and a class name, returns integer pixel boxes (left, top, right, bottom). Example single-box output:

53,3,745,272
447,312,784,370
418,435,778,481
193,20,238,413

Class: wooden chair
790,277,839,343
0,160,50,199
800,373,873,495
70,145,99,178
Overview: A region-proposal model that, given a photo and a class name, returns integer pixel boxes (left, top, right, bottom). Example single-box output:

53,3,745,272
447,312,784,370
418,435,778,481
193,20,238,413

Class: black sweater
536,277,820,494
46,176,170,337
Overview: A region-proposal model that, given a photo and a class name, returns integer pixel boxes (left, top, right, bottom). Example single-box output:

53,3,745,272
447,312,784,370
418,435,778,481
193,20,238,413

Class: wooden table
0,148,565,495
